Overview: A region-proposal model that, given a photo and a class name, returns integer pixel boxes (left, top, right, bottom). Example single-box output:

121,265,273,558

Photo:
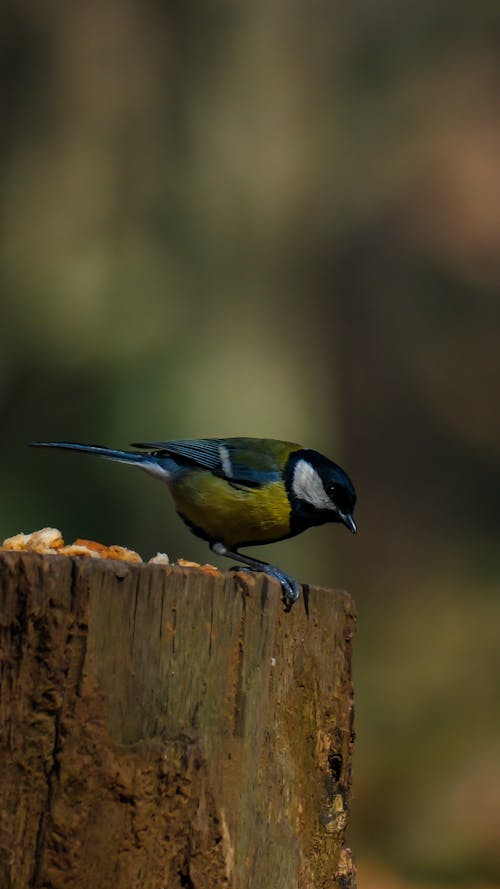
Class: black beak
340,513,357,534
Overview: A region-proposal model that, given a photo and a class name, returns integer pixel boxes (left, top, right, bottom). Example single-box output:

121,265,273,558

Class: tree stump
0,551,356,889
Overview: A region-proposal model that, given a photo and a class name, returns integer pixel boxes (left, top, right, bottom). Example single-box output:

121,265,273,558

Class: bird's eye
326,482,337,498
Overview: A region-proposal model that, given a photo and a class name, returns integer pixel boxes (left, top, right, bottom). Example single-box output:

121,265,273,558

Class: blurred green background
1,1,499,886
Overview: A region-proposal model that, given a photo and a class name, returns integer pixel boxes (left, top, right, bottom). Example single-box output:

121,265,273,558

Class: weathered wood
0,551,356,889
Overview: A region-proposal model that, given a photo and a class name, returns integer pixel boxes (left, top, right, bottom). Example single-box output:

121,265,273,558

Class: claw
210,542,301,609
230,565,301,607
277,574,301,609
265,565,301,605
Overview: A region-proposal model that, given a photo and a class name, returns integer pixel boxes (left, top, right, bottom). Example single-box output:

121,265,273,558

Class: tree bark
0,551,356,889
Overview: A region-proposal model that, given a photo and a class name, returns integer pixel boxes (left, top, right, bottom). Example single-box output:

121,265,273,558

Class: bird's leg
210,542,301,607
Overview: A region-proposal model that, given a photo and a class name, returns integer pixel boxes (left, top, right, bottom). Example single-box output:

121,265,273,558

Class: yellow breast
170,470,291,548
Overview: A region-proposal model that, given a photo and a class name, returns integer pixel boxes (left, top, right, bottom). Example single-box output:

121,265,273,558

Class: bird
29,437,357,606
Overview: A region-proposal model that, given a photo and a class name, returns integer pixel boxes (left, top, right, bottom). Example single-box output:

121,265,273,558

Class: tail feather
29,441,146,464
29,441,173,481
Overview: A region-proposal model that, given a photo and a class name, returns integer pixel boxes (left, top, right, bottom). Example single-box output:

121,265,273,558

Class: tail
29,442,173,481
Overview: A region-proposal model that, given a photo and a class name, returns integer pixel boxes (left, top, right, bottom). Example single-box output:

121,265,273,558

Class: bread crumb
1,529,206,572
107,544,142,564
177,558,220,575
149,552,170,565
1,532,31,551
1,528,141,564
2,527,64,553
60,544,101,558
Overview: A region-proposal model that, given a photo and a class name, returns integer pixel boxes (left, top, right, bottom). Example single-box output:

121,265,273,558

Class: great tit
29,438,357,606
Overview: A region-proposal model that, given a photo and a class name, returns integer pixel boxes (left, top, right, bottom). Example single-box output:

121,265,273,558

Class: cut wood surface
0,551,356,889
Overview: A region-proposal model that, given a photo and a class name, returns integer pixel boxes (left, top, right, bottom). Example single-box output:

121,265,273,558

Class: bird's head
286,449,357,533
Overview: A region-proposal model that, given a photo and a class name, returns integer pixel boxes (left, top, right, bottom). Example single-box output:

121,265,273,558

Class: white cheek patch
292,459,335,510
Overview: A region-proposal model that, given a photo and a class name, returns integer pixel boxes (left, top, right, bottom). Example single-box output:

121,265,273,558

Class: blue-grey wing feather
131,439,281,486
131,439,223,469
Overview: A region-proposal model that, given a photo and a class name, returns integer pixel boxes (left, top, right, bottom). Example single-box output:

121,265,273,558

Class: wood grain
0,552,356,889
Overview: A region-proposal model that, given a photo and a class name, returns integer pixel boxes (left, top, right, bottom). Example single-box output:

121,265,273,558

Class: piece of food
1,527,64,553
1,528,142,564
176,558,220,575
149,552,170,565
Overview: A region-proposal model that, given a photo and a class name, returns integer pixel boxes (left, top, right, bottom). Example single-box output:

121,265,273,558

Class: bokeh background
1,2,499,886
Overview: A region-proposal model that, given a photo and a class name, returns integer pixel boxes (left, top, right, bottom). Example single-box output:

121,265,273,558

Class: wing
130,438,301,486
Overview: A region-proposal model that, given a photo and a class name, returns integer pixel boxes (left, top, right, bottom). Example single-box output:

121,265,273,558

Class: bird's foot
229,564,301,609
